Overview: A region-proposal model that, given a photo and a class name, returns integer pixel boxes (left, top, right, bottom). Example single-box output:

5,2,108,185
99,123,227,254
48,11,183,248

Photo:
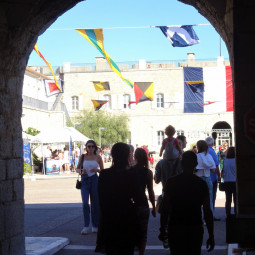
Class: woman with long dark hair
77,140,104,235
98,142,144,255
131,148,156,255
222,146,236,216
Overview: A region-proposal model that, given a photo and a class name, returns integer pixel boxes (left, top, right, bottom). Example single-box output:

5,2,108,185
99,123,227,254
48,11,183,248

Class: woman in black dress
98,142,144,255
131,148,156,255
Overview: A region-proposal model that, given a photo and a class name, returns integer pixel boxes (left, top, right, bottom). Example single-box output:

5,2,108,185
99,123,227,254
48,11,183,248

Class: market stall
31,127,90,175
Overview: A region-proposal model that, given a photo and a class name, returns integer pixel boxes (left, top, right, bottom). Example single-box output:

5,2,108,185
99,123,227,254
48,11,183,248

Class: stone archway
1,0,255,253
212,121,232,148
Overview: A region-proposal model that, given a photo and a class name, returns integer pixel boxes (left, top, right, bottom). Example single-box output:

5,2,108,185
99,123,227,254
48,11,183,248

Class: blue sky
28,0,229,67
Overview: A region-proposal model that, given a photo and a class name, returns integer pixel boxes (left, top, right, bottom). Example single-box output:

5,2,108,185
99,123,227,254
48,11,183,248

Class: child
148,154,154,168
159,125,182,160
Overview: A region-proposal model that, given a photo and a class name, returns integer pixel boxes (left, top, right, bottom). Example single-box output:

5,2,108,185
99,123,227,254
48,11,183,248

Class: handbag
76,174,81,189
219,182,227,191
75,154,84,189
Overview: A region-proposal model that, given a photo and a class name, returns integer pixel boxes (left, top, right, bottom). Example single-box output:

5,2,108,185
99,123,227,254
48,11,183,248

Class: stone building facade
54,54,233,152
22,67,67,133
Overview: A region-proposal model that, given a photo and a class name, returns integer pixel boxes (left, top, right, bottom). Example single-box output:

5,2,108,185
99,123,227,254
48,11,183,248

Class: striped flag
76,29,134,88
92,81,110,92
34,44,62,92
157,25,200,47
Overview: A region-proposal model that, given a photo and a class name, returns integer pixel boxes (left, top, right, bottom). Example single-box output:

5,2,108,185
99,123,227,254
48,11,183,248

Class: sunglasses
87,145,95,149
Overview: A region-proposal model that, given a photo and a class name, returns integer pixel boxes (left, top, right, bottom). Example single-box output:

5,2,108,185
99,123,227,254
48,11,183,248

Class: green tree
24,127,40,136
73,110,130,147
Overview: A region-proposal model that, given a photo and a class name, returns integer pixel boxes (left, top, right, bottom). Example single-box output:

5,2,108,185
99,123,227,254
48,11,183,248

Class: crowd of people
75,124,236,255
43,145,81,173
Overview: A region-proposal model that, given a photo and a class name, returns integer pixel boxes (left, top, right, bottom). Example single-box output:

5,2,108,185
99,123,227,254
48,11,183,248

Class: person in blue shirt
205,137,221,221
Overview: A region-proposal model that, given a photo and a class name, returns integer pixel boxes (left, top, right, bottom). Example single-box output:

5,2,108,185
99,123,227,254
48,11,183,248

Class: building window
157,131,164,146
72,96,79,111
104,94,111,110
123,94,131,109
157,93,164,108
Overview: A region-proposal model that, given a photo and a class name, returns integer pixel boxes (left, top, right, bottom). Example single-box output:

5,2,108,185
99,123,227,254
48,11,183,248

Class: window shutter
130,94,136,110
78,95,83,111
64,96,72,111
151,94,157,109
163,93,169,109
174,92,183,110
118,94,124,109
111,94,117,110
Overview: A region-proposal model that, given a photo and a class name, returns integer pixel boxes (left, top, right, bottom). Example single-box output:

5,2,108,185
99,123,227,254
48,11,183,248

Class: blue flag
184,67,204,113
157,25,200,47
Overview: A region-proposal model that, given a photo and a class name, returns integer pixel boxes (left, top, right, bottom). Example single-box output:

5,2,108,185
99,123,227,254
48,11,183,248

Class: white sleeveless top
83,160,99,177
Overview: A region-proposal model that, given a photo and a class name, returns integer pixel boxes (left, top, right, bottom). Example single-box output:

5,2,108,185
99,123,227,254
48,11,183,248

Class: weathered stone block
6,159,23,179
0,205,4,241
0,138,12,158
0,180,12,202
10,234,25,255
13,179,24,201
0,159,6,180
0,115,7,137
12,139,23,158
0,239,10,255
5,200,24,238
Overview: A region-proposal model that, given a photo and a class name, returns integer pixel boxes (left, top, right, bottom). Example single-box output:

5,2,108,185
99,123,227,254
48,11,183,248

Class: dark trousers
224,182,236,216
212,181,218,210
168,225,203,255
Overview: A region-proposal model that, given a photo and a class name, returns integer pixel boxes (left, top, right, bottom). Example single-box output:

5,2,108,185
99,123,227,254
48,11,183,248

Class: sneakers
162,235,169,249
92,227,98,233
81,227,89,235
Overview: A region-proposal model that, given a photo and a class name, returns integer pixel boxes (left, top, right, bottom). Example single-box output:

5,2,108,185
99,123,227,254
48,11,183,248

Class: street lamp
99,127,106,148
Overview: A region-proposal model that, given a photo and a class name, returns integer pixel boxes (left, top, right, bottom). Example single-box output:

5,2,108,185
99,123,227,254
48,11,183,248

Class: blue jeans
200,176,213,213
81,174,99,228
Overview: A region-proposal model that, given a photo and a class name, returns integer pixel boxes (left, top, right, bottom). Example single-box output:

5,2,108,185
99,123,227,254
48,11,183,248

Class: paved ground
24,166,231,255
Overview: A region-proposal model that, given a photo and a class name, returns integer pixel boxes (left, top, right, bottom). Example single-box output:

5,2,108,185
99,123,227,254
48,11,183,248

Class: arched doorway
212,121,232,149
2,0,255,254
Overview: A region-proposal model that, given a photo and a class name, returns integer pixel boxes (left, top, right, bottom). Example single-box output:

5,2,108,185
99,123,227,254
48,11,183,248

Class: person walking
76,140,104,235
159,151,215,255
131,148,156,255
98,142,144,255
205,137,221,220
195,140,216,213
222,146,236,217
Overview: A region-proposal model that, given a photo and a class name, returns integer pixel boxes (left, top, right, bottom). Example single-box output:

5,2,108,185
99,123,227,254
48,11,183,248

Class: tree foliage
73,110,130,147
24,127,40,136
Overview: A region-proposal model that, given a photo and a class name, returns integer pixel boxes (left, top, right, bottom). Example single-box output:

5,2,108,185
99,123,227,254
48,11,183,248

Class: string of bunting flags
32,24,233,112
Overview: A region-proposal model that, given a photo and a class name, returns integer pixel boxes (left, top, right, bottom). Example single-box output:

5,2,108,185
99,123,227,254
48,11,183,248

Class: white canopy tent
22,131,34,141
30,127,91,175
30,127,90,144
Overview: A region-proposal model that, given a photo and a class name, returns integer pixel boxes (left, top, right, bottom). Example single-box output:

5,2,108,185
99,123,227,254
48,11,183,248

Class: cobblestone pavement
24,167,229,255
